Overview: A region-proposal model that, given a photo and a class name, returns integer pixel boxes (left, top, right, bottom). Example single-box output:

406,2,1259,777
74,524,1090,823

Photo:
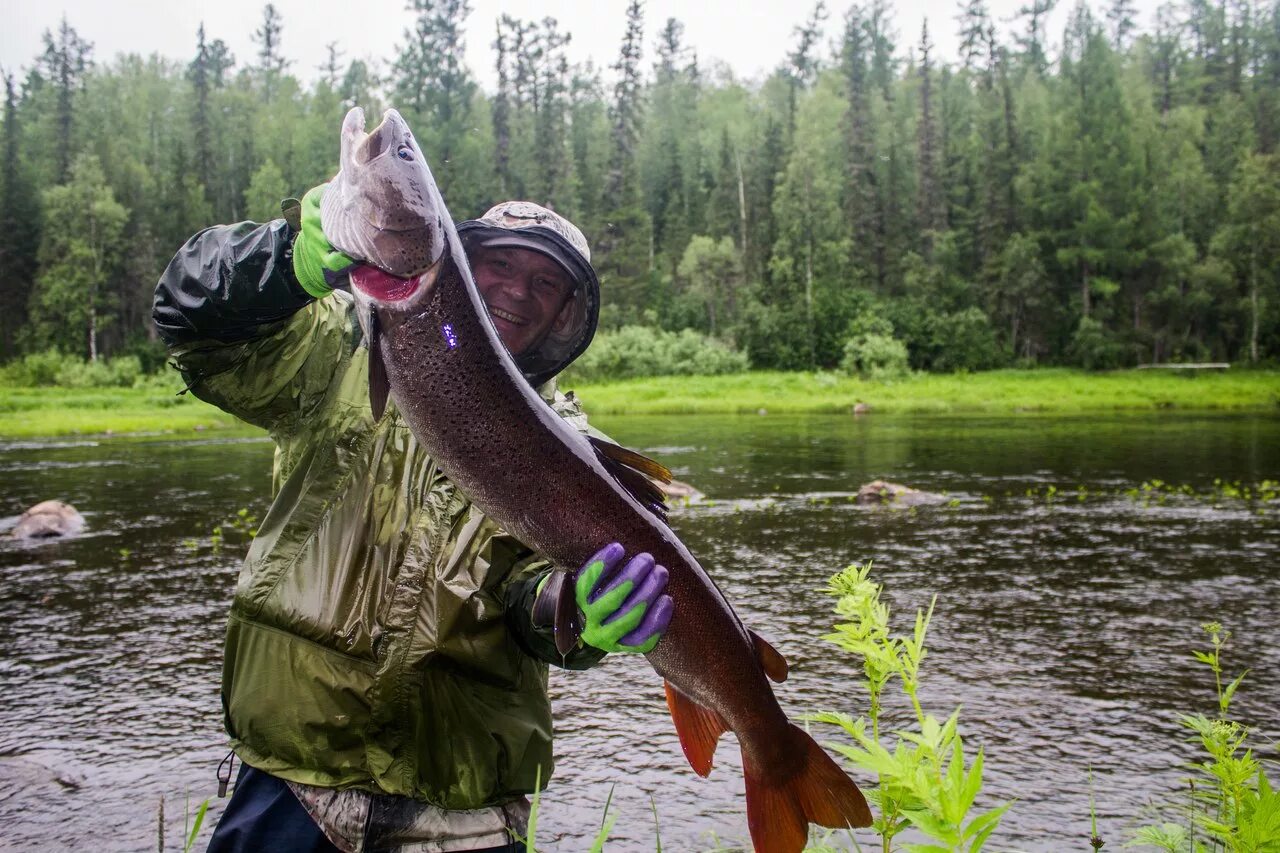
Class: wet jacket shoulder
151,220,605,809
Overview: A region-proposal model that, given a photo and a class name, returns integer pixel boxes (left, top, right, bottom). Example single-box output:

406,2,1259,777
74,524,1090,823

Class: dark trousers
206,764,524,853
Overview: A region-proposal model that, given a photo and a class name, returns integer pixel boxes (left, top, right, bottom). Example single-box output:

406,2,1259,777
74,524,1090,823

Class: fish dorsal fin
750,630,789,683
589,437,671,520
664,681,728,778
553,567,583,657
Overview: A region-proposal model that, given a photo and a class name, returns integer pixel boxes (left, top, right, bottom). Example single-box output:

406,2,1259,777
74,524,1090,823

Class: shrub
565,326,749,381
55,355,144,388
0,350,82,386
928,307,1005,372
1069,316,1129,371
0,351,149,388
840,333,910,378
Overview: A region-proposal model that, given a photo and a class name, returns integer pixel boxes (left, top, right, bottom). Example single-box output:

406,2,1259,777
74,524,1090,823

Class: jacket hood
457,203,600,388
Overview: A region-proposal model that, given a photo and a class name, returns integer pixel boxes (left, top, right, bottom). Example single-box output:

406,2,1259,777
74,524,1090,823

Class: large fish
323,107,872,852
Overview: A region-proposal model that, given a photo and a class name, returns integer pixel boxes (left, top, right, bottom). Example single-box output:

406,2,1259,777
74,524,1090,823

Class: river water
1,413,1277,851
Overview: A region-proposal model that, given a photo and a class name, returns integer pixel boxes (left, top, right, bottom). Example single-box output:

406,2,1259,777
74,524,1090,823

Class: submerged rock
856,480,946,507
659,478,704,502
10,500,85,539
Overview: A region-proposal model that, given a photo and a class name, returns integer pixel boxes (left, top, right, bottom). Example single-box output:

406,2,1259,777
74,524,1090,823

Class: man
153,186,673,852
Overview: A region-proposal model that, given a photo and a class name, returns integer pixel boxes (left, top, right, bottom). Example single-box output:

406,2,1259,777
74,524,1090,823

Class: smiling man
152,188,672,853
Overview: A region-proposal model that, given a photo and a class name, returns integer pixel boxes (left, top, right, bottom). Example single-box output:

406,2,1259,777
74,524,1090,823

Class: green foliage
840,333,910,378
1070,316,1131,371
814,562,1010,850
1129,623,1280,851
0,350,153,387
564,325,749,381
5,4,1280,369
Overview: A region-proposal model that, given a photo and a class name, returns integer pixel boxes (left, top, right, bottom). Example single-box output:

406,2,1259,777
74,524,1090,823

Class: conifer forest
2,0,1279,371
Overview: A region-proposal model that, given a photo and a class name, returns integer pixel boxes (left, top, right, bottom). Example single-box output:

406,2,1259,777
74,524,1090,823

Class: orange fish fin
590,437,671,520
750,630,789,683
663,681,728,778
743,724,873,853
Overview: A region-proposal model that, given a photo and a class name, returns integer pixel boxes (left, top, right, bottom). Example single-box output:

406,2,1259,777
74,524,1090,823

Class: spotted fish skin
320,108,445,279
333,104,873,852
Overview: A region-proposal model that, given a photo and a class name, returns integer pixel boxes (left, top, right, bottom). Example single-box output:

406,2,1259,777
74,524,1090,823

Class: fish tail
742,724,872,853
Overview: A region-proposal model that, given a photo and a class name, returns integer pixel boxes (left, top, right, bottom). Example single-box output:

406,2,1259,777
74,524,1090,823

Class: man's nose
502,274,533,300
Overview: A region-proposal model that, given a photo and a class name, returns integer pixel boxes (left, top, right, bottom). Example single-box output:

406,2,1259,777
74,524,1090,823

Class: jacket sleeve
154,220,313,347
504,563,608,670
152,220,351,434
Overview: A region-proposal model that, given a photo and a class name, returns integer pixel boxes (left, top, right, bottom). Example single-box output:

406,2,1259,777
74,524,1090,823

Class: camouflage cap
457,201,601,389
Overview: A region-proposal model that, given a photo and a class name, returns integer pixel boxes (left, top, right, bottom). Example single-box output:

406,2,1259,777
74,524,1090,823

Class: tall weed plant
812,562,1010,851
1129,623,1280,852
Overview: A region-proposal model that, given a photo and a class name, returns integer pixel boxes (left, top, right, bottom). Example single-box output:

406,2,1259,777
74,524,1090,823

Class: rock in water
11,501,85,539
856,480,947,507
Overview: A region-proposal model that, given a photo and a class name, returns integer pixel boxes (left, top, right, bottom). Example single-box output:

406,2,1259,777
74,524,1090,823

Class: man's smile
489,307,528,326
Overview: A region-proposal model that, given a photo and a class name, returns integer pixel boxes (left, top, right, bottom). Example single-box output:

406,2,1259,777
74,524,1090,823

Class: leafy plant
1128,623,1280,852
813,562,1010,851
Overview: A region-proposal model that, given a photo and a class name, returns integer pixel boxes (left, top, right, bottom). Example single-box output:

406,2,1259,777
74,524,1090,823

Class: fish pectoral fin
663,681,728,778
553,567,583,657
367,309,391,421
750,630,789,683
743,724,873,853
589,437,671,520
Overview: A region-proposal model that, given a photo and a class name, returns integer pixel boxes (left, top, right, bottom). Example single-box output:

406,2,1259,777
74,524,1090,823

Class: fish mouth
349,264,425,302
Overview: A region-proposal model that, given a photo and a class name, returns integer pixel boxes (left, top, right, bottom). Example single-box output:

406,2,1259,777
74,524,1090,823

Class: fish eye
397,146,414,161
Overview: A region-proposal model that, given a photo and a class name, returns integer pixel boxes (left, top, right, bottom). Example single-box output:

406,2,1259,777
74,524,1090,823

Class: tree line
1,0,1278,371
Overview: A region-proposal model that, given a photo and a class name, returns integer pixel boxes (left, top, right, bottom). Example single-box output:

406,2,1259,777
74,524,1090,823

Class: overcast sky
3,0,1163,92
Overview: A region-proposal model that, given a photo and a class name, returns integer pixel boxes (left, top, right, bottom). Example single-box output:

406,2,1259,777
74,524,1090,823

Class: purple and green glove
292,184,356,298
575,543,674,654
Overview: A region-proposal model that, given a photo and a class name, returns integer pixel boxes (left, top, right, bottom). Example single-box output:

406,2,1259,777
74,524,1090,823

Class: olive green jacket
154,220,604,810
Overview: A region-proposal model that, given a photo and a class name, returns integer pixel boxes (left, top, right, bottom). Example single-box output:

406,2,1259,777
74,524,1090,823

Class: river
2,412,1277,851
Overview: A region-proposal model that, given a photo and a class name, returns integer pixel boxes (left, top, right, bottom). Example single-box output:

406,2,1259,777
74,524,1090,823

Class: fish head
322,107,448,279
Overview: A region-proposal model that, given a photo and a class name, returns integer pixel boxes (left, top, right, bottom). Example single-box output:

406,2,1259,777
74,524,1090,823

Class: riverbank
1,369,1276,437
569,368,1279,415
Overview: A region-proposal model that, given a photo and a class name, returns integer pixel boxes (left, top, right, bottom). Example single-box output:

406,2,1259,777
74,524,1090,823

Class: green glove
292,184,355,299
574,543,674,654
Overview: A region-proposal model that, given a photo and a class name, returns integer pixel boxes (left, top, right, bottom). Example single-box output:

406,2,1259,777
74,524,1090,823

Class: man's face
470,246,575,356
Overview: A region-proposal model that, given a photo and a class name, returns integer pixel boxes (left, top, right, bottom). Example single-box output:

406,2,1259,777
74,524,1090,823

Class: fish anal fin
743,724,873,853
589,437,671,520
663,681,728,778
750,630,789,683
553,566,582,657
367,310,390,421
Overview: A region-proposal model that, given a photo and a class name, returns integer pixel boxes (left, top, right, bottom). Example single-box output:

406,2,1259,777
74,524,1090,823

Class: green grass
569,368,1280,416
0,386,249,438
1,369,1277,438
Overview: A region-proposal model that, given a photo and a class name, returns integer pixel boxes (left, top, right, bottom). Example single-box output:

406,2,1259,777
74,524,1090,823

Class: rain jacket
153,219,606,812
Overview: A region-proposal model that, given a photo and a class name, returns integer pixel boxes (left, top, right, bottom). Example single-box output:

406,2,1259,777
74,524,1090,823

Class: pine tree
917,20,946,254
0,73,41,359
1105,0,1139,51
188,24,215,193
253,3,289,100
842,7,880,285
38,16,92,183
786,2,827,137
1014,0,1057,76
597,0,652,321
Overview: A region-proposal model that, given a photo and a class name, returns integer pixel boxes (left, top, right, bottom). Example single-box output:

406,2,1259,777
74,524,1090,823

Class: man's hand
292,184,356,298
575,543,674,654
